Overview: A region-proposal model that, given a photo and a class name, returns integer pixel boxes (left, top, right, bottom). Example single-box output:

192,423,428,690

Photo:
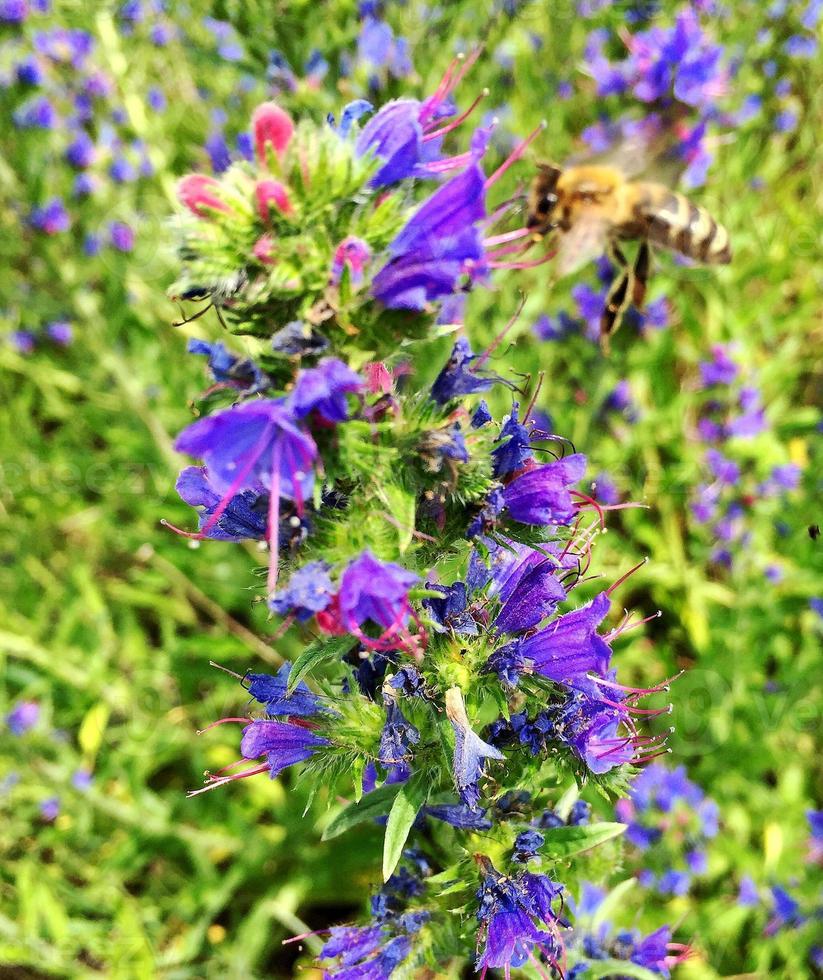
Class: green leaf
287,634,358,693
541,822,626,859
382,779,428,881
321,783,403,841
576,960,660,980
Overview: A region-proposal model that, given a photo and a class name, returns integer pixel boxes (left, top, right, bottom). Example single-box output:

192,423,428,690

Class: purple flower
269,561,334,621
331,236,372,286
593,472,620,505
445,687,504,809
699,345,738,387
371,161,487,311
0,0,28,23
424,802,493,830
559,693,633,774
30,198,70,234
475,859,562,973
46,321,72,346
33,27,93,67
6,700,39,735
16,57,43,85
147,87,166,112
512,829,544,862
288,359,363,424
187,339,266,391
245,663,323,717
71,769,93,791
515,593,613,686
738,876,759,907
110,221,135,252
423,581,478,637
430,337,497,405
492,551,567,636
175,466,267,541
379,699,420,766
14,96,56,130
727,386,766,437
333,551,419,633
769,463,801,491
492,404,533,477
65,131,96,168
240,718,328,778
765,885,804,935
205,131,231,173
9,331,36,355
785,34,817,57
502,454,586,526
40,797,60,821
658,869,691,895
631,925,673,972
175,400,316,505
705,448,739,485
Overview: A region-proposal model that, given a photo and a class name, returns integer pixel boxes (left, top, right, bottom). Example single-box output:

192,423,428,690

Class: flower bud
251,101,294,166
255,179,292,220
177,174,230,217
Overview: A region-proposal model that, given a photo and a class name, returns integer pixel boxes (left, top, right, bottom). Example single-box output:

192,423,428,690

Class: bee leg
600,270,632,352
632,240,651,308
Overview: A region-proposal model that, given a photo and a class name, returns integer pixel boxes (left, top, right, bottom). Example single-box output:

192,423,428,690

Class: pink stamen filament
424,151,474,173
485,120,546,188
572,489,606,529
483,227,532,247
196,717,250,734
267,446,282,596
605,556,649,597
588,671,677,695
423,88,488,141
474,294,526,367
606,610,663,639
635,747,673,764
597,696,673,717
186,763,269,796
484,239,533,261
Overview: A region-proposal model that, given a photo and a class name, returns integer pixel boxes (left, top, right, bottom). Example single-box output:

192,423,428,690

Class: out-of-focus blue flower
765,885,804,936
110,221,135,252
738,875,759,907
705,448,739,485
205,131,231,173
6,700,40,734
269,561,334,621
0,0,29,23
14,95,56,129
72,769,93,791
40,797,60,821
30,198,70,234
46,320,72,346
289,359,363,424
10,331,36,355
16,57,44,86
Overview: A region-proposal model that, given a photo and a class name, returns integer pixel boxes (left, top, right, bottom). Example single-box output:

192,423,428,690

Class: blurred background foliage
0,0,820,977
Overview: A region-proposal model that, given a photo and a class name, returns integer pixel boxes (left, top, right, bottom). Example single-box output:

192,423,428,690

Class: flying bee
527,159,732,347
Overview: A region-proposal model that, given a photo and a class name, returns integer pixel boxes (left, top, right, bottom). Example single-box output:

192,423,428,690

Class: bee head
528,163,562,233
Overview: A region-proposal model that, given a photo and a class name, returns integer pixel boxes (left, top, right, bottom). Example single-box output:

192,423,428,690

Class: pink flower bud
331,236,371,286
255,179,292,221
253,234,276,265
177,174,230,218
252,102,294,166
364,362,393,394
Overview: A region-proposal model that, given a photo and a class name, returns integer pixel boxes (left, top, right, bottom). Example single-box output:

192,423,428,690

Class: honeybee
527,159,731,347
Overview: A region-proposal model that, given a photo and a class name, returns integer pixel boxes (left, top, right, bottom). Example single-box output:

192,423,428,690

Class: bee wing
554,216,611,277
569,116,686,184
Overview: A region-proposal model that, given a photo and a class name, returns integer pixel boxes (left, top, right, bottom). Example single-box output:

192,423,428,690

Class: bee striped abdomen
635,188,731,265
